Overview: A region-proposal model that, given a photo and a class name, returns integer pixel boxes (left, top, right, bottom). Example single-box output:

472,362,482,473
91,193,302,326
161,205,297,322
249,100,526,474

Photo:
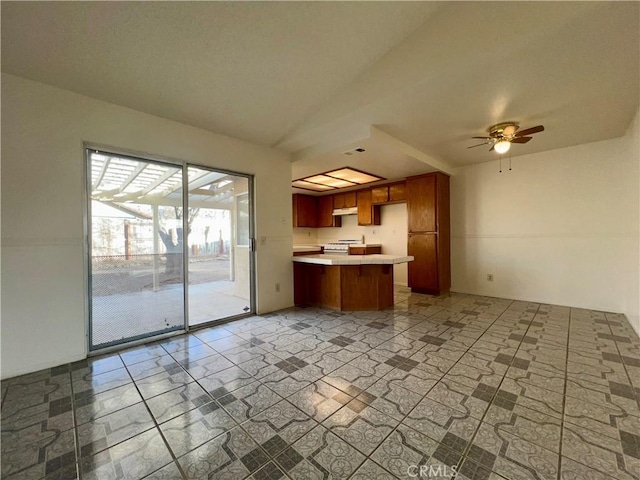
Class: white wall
1,74,293,378
450,116,640,335
313,203,409,286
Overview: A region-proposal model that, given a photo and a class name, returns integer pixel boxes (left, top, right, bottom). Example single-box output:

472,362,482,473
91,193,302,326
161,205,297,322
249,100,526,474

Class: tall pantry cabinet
406,172,450,295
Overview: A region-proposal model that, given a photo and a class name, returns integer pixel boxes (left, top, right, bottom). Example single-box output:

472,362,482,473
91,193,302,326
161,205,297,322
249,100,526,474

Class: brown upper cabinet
292,194,317,228
317,195,341,228
371,182,406,205
406,172,450,295
406,175,437,232
389,182,406,202
357,189,381,226
371,186,388,204
333,191,357,209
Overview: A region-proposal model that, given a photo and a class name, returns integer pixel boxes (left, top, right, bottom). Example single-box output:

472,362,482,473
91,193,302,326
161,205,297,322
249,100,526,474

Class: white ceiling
2,2,639,180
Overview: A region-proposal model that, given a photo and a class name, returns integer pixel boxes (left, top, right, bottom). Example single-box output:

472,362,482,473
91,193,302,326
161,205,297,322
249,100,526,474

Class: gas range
321,237,364,255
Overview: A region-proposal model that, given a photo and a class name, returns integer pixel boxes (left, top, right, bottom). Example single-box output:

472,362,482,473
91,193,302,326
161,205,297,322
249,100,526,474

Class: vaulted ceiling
2,2,638,183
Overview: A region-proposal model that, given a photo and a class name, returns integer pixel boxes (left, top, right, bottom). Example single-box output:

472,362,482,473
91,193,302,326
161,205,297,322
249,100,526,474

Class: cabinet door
317,195,341,227
342,191,357,208
389,182,406,202
406,175,436,232
333,193,345,209
371,186,389,204
408,233,439,292
357,190,381,226
292,194,317,227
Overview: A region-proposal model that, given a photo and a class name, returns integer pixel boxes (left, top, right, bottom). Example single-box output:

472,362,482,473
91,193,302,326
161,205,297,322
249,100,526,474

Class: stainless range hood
332,207,358,216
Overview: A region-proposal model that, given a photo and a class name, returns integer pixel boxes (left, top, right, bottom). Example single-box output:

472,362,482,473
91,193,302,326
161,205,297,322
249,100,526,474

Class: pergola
89,152,242,290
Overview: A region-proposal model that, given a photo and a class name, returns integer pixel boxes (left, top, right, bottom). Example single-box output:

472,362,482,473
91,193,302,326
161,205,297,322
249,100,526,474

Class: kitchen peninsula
292,254,413,311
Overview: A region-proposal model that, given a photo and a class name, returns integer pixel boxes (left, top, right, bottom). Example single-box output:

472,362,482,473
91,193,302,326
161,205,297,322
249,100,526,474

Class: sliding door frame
83,143,256,355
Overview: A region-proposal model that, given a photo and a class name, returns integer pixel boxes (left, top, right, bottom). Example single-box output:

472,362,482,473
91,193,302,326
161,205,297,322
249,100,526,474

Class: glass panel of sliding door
88,151,186,350
186,167,253,326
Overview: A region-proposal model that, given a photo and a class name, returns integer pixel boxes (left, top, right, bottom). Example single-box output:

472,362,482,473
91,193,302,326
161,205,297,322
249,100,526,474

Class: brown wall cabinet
317,195,341,228
333,192,357,209
357,189,381,226
406,173,450,295
371,182,406,205
292,194,317,228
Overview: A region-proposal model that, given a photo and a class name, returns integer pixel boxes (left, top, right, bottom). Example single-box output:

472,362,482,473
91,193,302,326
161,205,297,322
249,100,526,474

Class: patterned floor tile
562,423,638,480
322,364,378,396
160,335,204,354
1,424,76,480
560,455,621,480
370,423,442,478
194,365,255,399
125,355,184,382
4,291,640,480
238,352,286,379
77,402,155,457
249,461,287,480
180,353,235,380
145,382,212,424
81,428,173,480
119,344,168,366
71,354,125,379
141,461,184,479
74,382,142,426
287,380,351,422
357,378,423,421
260,370,311,398
275,424,365,479
403,397,480,450
72,366,132,398
323,403,399,455
240,400,316,457
425,377,491,421
351,459,397,479
134,369,194,400
159,401,236,457
382,367,439,396
346,351,396,377
472,422,559,480
219,381,283,422
178,426,267,479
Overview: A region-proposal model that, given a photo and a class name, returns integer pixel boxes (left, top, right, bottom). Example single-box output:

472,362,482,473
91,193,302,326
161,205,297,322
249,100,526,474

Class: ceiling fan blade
471,136,491,139
467,142,490,149
511,136,532,144
489,145,495,152
515,125,544,137
502,125,519,136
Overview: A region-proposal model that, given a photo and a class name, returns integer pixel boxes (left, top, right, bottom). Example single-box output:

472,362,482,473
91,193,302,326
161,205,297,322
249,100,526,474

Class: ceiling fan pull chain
509,154,512,172
499,155,502,173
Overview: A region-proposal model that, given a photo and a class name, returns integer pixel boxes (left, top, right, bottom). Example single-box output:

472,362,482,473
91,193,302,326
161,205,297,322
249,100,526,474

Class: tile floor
2,289,639,480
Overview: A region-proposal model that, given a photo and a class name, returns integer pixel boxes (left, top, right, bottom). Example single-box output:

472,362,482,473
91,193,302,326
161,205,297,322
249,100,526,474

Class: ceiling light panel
327,168,382,184
292,180,335,191
304,175,356,188
292,167,384,191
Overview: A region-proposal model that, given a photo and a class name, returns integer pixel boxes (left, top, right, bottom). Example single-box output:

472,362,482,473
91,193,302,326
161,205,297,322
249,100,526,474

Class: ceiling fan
468,122,544,154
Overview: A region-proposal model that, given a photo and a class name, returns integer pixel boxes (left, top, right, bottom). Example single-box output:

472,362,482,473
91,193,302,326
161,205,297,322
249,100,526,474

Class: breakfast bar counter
292,254,414,311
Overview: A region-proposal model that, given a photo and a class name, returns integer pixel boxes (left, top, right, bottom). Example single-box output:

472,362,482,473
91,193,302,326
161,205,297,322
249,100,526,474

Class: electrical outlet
487,274,494,282
275,283,280,293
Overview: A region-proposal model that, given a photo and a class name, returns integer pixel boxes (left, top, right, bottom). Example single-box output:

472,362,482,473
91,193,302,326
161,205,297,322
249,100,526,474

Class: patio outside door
87,150,254,351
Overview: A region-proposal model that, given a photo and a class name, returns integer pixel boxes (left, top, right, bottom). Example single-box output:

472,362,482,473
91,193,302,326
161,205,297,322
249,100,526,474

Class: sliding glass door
87,150,254,351
186,167,252,326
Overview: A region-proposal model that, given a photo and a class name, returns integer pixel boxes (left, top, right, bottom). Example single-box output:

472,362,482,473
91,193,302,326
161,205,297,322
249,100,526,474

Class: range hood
332,207,358,216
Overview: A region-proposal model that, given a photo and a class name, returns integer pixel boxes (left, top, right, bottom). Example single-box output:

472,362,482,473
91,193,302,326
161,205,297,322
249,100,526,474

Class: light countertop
293,245,323,252
292,254,414,265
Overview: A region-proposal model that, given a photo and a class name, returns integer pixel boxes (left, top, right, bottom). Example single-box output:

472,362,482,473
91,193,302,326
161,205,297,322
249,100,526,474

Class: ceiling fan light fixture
494,140,511,154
